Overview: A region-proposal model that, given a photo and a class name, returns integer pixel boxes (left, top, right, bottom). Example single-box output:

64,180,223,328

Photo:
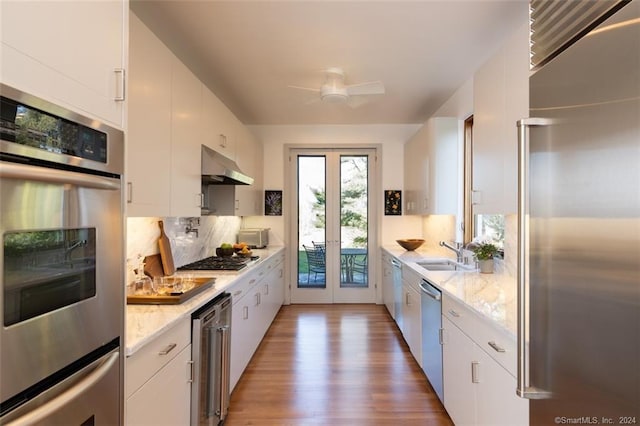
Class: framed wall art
384,190,402,215
264,190,283,216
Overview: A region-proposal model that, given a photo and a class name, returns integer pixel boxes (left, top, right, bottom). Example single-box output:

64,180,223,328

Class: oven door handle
0,162,120,190
3,351,119,426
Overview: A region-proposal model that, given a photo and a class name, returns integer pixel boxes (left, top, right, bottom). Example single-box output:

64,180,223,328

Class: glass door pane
339,155,368,288
297,156,326,289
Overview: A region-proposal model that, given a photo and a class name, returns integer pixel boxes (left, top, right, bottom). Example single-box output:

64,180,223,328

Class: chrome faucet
439,241,464,263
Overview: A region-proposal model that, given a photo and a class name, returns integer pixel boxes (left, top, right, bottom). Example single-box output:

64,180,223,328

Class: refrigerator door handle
516,118,554,400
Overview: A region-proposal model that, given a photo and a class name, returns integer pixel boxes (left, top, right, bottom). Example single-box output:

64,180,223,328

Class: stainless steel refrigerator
517,2,640,425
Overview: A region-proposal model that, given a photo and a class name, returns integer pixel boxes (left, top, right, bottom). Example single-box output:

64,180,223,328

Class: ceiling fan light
321,92,348,103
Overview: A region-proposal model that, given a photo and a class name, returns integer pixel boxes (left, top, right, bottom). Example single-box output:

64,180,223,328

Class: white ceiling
131,0,528,126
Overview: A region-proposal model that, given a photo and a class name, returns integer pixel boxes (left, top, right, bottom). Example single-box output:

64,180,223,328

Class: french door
290,148,376,304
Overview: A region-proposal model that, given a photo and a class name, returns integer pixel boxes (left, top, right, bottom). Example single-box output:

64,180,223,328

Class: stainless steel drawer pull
488,341,506,353
187,360,194,383
159,343,177,356
471,361,480,383
448,309,460,318
233,290,242,297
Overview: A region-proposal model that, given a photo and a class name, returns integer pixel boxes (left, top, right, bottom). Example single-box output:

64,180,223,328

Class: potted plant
470,237,500,274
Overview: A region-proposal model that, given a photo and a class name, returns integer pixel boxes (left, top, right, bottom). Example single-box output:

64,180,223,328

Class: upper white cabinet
202,88,237,161
170,60,203,217
0,0,126,128
127,13,172,217
235,125,263,216
472,23,529,214
404,117,459,215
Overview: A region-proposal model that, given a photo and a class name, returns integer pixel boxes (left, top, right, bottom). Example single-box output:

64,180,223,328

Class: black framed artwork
265,190,283,216
384,190,402,215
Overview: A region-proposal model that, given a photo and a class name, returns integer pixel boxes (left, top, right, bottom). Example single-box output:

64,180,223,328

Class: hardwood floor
226,304,453,425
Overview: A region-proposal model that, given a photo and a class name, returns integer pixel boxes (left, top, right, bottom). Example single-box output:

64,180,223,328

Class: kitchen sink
417,259,474,272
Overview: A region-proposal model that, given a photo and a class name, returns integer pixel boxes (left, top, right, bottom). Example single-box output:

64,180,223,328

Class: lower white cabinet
442,314,528,425
381,251,395,317
125,319,192,426
402,281,422,366
230,252,284,391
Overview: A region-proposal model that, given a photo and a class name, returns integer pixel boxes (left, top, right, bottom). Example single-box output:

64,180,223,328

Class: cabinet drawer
125,318,191,397
229,271,261,304
443,295,517,377
471,309,517,377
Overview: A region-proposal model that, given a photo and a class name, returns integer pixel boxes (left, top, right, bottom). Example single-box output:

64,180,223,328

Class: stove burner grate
178,255,259,271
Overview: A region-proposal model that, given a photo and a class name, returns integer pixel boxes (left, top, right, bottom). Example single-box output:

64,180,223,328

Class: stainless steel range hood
201,145,254,185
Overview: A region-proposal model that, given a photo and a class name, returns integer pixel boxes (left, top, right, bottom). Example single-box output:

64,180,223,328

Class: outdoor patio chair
303,244,326,284
350,254,368,283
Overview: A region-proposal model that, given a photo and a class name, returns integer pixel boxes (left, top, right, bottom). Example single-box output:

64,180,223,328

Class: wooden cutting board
157,220,176,275
143,254,165,278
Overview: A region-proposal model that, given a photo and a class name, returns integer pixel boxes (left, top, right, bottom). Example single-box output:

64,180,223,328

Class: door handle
516,118,554,400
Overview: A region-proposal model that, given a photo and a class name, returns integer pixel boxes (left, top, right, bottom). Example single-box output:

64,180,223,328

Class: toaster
237,228,269,249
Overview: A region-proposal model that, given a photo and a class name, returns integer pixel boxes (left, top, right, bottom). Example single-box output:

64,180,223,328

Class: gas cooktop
177,255,259,271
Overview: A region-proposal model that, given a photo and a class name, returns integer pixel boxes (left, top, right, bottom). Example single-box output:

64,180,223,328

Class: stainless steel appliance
419,278,444,403
201,145,254,216
0,84,124,424
237,228,269,249
517,2,640,423
192,292,232,425
179,255,260,271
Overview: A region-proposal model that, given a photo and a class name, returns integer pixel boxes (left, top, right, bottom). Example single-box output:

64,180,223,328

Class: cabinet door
126,344,192,426
235,125,262,216
230,295,253,391
170,60,203,217
1,1,125,127
403,127,429,215
475,347,529,426
202,88,237,160
405,284,422,366
442,316,477,425
126,14,172,217
472,23,529,214
381,254,394,317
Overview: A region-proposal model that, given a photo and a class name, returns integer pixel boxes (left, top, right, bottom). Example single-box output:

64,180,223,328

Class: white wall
244,124,423,247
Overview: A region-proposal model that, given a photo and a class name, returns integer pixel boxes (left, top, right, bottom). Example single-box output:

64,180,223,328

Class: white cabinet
230,251,284,391
404,117,459,215
126,318,192,426
202,88,237,161
442,296,528,425
442,315,477,426
472,23,529,214
170,59,203,217
234,125,264,216
126,13,172,217
381,251,395,317
400,266,422,365
0,0,126,127
127,15,204,217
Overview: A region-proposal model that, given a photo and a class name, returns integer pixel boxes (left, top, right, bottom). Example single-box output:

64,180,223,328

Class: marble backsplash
126,216,242,276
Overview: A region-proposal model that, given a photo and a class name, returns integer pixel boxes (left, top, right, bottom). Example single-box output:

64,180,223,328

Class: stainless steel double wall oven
0,84,124,424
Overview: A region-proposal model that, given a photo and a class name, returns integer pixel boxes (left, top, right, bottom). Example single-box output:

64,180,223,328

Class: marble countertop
125,246,285,357
382,245,517,338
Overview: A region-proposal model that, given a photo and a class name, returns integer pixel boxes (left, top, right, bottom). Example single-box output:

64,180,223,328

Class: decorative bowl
396,239,425,251
216,247,235,257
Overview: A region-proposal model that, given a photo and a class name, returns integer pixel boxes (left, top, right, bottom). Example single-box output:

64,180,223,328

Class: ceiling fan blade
287,85,321,93
346,81,385,96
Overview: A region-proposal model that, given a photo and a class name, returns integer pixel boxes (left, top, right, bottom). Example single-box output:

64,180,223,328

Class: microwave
237,228,269,249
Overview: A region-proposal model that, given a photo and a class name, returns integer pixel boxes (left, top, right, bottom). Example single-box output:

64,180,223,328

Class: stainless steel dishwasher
419,278,444,403
192,292,232,426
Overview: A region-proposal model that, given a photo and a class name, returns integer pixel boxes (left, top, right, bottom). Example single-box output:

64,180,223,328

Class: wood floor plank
226,304,453,426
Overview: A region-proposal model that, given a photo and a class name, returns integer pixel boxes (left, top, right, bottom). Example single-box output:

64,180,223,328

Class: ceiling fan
288,67,385,107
